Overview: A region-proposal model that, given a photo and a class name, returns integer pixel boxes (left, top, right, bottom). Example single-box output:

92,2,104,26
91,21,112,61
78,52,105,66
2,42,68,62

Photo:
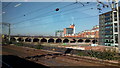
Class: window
105,17,110,21
114,18,117,21
114,23,117,26
115,28,118,32
105,13,110,16
114,12,117,15
115,34,118,43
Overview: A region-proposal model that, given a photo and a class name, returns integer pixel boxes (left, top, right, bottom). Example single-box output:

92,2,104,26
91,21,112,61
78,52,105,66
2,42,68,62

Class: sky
2,2,113,36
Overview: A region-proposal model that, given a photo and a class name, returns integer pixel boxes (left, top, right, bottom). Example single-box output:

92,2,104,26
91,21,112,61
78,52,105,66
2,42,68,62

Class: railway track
25,52,120,67
63,55,120,67
2,45,120,67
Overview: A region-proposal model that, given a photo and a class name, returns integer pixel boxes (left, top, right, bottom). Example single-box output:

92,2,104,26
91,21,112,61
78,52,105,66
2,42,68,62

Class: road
2,45,120,68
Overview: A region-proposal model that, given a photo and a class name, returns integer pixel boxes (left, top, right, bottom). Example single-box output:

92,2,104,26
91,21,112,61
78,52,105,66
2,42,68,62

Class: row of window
105,22,112,25
105,35,113,38
105,26,113,29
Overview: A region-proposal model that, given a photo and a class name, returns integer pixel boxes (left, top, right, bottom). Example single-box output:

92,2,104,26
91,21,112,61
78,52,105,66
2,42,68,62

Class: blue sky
2,2,112,36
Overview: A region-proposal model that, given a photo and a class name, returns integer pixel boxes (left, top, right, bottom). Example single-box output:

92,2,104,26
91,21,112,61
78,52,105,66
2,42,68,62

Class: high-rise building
99,7,120,46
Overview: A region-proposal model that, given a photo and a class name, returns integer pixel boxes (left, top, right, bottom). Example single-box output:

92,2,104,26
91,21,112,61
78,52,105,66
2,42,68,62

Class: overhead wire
5,2,59,22
11,3,96,30
11,2,78,25
11,4,97,29
10,2,99,34
2,2,11,9
12,2,95,25
6,2,84,24
6,2,77,22
33,6,96,23
31,5,97,24
59,2,78,9
12,14,98,30
5,2,76,24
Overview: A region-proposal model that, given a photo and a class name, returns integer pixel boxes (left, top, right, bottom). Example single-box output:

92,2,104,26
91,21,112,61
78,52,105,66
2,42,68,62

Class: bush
35,45,43,49
2,40,13,45
16,43,23,46
78,50,119,60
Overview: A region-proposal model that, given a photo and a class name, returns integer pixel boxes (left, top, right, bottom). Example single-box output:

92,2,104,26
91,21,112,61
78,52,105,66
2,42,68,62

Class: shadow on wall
2,55,49,68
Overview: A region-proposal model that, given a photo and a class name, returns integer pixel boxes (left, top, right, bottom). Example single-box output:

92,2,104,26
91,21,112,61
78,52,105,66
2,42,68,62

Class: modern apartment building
64,25,99,38
64,24,75,36
55,30,64,37
99,7,120,46
78,25,99,38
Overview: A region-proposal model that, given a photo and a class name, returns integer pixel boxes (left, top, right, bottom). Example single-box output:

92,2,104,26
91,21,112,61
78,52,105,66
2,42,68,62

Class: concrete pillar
23,39,25,42
38,38,41,43
15,37,19,42
61,39,64,43
75,39,79,43
90,39,93,43
69,39,71,43
83,39,86,43
31,38,34,42
46,38,49,43
23,37,27,42
54,38,57,43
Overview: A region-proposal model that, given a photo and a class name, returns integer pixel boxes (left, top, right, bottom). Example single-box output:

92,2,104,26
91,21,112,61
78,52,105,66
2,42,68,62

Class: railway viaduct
9,36,99,44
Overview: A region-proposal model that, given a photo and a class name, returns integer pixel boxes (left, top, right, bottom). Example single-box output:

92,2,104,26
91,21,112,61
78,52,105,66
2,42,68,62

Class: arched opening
63,39,69,43
48,38,54,43
78,39,83,43
105,40,109,43
111,40,114,43
33,38,39,42
41,38,47,43
92,40,98,44
85,39,91,43
25,38,31,42
17,38,24,42
70,39,76,43
10,37,16,41
56,38,62,43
